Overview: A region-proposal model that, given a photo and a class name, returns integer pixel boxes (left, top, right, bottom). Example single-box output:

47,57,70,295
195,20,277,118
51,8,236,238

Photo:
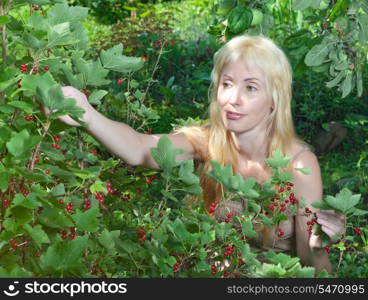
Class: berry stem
28,120,51,171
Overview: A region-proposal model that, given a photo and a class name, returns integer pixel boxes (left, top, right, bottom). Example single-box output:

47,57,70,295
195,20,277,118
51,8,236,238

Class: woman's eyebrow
244,77,260,82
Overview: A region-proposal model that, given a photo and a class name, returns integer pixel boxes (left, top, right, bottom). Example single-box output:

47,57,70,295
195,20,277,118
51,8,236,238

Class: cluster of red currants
145,175,158,184
304,207,318,236
65,202,74,214
224,244,235,257
136,228,146,242
173,261,182,273
208,202,219,214
60,227,76,240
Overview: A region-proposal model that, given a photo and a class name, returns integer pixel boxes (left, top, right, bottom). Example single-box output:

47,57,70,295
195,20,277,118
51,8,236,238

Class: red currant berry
117,78,125,85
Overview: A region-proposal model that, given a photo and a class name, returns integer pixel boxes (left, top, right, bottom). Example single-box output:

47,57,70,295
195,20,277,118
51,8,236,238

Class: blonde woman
46,35,345,274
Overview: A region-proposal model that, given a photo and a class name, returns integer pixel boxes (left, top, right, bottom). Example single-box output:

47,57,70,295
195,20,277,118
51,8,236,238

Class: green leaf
21,72,56,94
24,224,50,248
228,5,253,34
90,180,107,194
0,16,11,25
326,71,345,88
100,44,144,73
47,22,76,48
241,218,257,238
12,193,41,209
304,44,329,67
295,167,311,175
88,90,108,105
293,0,313,10
47,3,88,26
0,266,33,278
200,230,216,245
51,184,66,196
358,14,368,43
265,149,291,168
0,165,11,191
311,200,331,210
73,57,110,86
207,161,259,198
341,71,353,98
179,160,199,185
265,251,300,269
150,136,185,175
71,208,100,232
8,101,34,113
6,129,42,157
218,0,237,16
98,229,120,254
40,236,89,274
325,188,361,213
38,205,74,229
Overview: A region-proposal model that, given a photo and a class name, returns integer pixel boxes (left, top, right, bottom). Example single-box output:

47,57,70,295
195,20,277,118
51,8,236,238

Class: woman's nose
228,88,241,106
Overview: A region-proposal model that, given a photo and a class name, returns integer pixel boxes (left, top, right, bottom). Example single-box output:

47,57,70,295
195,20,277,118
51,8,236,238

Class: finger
58,115,81,127
321,225,336,237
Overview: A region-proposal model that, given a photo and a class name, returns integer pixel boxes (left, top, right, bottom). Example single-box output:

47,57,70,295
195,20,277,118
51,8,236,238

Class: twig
140,40,166,105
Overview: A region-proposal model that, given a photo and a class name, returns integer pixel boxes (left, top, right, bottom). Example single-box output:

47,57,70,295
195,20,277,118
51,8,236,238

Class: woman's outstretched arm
44,86,195,169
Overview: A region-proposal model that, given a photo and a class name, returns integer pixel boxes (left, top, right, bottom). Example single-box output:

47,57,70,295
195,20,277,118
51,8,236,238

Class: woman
47,35,344,274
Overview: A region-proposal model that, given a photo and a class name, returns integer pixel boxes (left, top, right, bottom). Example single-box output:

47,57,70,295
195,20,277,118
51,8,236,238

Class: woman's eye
246,85,257,92
222,82,231,88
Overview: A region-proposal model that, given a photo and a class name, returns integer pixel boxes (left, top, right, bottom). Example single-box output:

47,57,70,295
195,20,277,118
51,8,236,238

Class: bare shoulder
289,143,322,204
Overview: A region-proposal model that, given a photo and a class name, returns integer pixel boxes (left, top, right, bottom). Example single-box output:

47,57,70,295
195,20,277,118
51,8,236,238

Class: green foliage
0,0,366,279
208,0,368,99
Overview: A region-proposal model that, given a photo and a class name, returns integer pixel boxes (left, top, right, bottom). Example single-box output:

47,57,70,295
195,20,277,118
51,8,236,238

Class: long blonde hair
176,35,305,210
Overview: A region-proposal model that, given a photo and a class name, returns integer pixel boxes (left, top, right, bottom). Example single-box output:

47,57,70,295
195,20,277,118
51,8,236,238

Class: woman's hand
316,209,346,240
309,210,346,249
40,86,95,127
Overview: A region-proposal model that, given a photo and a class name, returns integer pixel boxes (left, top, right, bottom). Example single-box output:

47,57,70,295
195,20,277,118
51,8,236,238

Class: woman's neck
232,128,269,164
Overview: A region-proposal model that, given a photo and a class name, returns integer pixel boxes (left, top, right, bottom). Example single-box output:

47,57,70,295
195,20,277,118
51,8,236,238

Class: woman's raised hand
40,86,95,127
316,210,346,239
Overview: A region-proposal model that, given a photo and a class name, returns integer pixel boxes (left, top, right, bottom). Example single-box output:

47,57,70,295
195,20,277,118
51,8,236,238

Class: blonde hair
176,35,306,210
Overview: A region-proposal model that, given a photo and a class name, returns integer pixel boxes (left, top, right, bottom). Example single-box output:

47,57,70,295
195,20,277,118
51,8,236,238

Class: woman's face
217,58,273,135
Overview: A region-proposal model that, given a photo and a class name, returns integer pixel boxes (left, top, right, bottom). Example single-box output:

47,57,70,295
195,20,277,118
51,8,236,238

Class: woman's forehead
220,59,266,82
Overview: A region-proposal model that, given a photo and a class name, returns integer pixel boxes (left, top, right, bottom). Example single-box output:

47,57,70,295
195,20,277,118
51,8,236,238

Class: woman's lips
226,111,245,120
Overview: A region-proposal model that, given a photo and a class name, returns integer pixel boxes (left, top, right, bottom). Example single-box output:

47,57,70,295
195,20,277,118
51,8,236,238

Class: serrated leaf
24,224,50,248
12,193,40,209
179,160,199,185
47,3,88,26
90,180,107,194
265,149,291,168
88,90,108,105
73,57,110,86
6,129,42,157
38,205,74,229
40,236,88,274
241,218,257,238
72,208,100,232
100,44,144,73
47,22,76,48
311,200,331,210
8,101,34,113
325,188,361,213
150,136,185,174
98,229,120,254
